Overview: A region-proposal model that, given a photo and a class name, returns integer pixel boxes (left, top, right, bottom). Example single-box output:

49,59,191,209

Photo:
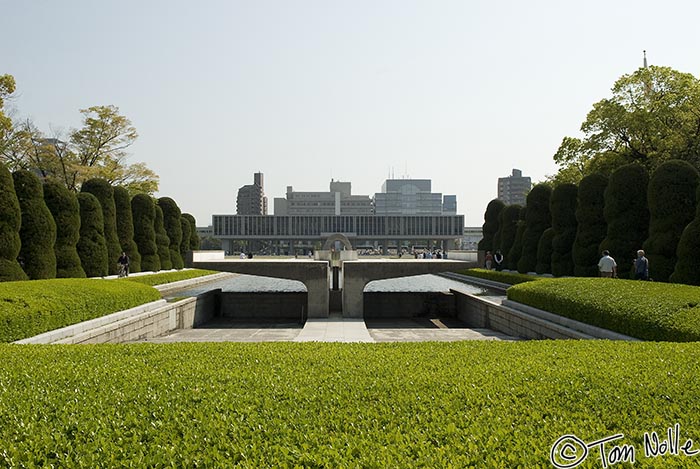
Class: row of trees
0,165,199,282
480,159,700,285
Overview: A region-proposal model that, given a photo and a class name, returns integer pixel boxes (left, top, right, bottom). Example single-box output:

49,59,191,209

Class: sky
3,0,700,227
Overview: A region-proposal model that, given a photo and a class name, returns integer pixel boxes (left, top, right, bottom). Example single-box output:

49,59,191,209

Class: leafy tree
535,227,555,275
200,236,222,250
550,183,578,277
81,179,121,275
671,184,700,285
642,160,699,282
13,170,56,279
113,186,141,273
507,207,527,270
496,205,521,264
154,204,172,270
599,164,649,279
551,66,700,184
517,184,552,273
76,192,109,277
132,194,160,272
572,173,609,277
180,216,191,261
478,199,505,252
0,163,27,281
0,74,16,154
43,181,85,278
158,197,183,269
182,213,200,250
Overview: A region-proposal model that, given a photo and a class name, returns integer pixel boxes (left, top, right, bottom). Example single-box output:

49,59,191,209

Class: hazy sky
4,1,700,227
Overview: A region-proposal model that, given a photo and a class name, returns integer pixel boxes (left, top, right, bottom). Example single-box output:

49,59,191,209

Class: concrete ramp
295,317,374,343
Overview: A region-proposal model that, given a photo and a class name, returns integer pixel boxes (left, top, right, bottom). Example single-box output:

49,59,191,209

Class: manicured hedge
458,268,540,285
550,183,578,277
517,184,551,273
13,170,56,279
0,278,161,342
76,192,109,277
154,204,172,270
535,227,554,274
114,186,141,273
671,184,700,285
123,269,218,286
158,197,183,269
182,213,200,250
43,181,85,278
0,164,27,281
81,179,121,275
495,204,520,264
478,199,504,252
507,277,700,341
179,216,191,260
132,193,160,272
572,173,608,277
507,207,526,270
0,341,698,467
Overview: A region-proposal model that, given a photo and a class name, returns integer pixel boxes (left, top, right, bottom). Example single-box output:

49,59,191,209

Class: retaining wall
363,292,456,319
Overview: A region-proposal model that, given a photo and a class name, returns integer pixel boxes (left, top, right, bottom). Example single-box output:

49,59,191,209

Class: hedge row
123,269,219,287
0,341,698,467
507,277,700,341
0,279,161,342
458,268,540,285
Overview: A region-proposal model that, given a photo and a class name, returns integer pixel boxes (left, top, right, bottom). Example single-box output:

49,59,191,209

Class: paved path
294,317,375,343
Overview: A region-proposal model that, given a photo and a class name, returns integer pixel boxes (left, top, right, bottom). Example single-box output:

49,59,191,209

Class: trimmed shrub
508,277,700,341
642,160,699,282
572,173,608,277
154,205,172,270
81,179,121,275
535,227,554,274
550,183,578,277
507,207,527,270
0,165,27,281
517,184,551,274
458,268,540,285
158,197,183,269
599,164,649,279
43,181,85,278
76,192,109,277
132,194,160,272
180,216,191,261
182,213,200,250
113,186,141,273
496,205,520,263
478,199,504,252
671,184,700,285
0,278,160,342
13,170,56,279
123,269,218,287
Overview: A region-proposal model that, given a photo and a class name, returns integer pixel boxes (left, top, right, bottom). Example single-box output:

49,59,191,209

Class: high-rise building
497,169,531,206
273,180,373,216
236,172,268,215
373,179,456,215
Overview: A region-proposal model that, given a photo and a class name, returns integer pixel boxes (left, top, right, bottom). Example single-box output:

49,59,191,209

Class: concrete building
461,226,483,250
273,180,373,216
497,169,531,206
373,179,456,215
236,172,268,215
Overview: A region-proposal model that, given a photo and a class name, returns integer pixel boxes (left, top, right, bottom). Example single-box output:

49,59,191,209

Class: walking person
634,249,649,280
493,250,504,271
597,250,617,278
117,251,130,278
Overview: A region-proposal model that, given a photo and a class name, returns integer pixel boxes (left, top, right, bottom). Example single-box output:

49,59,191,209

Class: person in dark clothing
634,249,649,280
493,250,504,271
118,252,130,277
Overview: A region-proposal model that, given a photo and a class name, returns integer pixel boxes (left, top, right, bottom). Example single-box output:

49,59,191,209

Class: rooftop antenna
643,50,648,69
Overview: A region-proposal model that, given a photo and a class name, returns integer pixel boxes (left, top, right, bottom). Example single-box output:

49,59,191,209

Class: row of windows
213,215,464,238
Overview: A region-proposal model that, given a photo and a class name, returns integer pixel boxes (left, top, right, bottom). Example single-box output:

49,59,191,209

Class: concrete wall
445,250,478,262
364,292,455,319
219,292,307,321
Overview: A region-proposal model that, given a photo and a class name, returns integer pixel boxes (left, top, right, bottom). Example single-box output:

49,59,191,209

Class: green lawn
1,341,698,467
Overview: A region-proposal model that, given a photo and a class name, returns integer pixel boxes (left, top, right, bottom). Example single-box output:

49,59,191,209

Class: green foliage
507,207,526,270
13,170,56,279
113,186,141,273
158,197,183,269
0,164,26,281
123,269,218,287
0,341,698,466
478,199,504,252
131,194,160,272
154,205,172,270
0,278,160,342
43,181,85,278
180,216,191,260
459,268,540,285
182,213,200,250
76,192,109,277
495,205,520,261
643,160,699,282
517,184,552,273
508,277,700,341
0,74,15,145
535,227,555,274
573,173,608,277
550,183,578,277
81,179,122,275
600,164,649,279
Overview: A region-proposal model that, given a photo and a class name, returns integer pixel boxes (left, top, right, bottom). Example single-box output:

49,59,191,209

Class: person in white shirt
598,250,617,278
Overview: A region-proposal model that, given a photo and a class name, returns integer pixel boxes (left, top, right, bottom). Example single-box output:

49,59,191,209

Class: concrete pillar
342,273,367,319
303,271,330,318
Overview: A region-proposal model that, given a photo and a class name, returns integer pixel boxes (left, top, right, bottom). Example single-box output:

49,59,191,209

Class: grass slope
123,269,219,286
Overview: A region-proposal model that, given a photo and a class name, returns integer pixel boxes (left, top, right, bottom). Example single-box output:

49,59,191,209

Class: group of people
483,250,505,271
597,249,649,280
